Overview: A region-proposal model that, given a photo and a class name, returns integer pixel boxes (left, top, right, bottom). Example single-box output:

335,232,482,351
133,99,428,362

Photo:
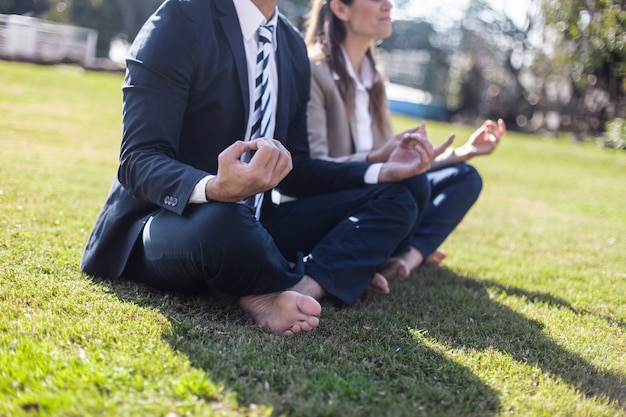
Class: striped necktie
251,24,274,140
246,24,274,219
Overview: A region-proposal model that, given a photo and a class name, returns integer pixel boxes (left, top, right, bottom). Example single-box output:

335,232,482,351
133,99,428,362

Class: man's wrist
365,163,383,184
189,175,213,204
204,175,217,202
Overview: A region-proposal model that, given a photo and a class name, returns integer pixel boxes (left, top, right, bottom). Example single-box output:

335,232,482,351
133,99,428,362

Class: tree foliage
378,0,539,127
0,0,50,16
2,0,624,137
539,0,625,136
543,0,625,100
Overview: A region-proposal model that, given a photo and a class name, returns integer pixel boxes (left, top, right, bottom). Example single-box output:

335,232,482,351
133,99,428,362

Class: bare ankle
403,246,424,270
290,275,326,299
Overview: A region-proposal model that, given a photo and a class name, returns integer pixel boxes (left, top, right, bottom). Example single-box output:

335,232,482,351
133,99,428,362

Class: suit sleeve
117,0,209,215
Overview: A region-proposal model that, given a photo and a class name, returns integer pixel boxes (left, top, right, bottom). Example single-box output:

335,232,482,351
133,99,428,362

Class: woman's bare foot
425,249,446,266
379,246,424,281
240,291,321,336
378,257,411,281
366,272,390,294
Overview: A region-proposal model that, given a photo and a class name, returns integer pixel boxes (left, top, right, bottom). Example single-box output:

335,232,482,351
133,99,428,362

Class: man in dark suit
81,0,437,335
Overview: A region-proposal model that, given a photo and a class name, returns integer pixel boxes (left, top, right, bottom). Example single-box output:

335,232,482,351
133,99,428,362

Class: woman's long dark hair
304,0,391,138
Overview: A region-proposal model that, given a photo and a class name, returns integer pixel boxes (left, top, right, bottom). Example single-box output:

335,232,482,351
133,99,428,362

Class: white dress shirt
340,47,375,154
335,47,383,184
189,0,279,204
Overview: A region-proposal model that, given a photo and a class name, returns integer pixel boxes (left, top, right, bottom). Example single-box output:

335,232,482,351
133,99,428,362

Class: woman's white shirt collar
333,46,378,90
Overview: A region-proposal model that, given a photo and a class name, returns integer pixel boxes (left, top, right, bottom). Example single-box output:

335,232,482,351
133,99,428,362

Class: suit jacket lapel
216,0,249,121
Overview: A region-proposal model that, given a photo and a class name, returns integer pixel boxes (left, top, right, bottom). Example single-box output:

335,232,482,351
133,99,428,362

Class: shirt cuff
189,175,214,204
364,163,382,184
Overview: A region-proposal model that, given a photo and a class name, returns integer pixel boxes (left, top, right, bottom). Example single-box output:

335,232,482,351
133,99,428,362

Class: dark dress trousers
80,0,419,305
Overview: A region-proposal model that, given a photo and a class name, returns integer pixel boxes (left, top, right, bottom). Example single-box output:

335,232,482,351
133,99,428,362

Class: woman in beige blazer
304,0,506,280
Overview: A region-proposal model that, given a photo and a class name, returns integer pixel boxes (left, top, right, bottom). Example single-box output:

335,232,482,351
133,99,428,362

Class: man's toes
296,293,322,317
287,324,302,335
299,320,315,332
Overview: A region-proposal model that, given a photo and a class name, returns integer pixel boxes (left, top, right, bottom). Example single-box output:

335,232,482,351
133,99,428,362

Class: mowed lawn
1,60,625,417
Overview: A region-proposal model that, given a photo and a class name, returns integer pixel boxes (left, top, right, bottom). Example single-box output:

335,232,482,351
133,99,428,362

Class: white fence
0,14,97,65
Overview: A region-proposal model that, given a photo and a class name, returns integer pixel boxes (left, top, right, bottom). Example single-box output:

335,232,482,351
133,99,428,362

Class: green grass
1,60,625,417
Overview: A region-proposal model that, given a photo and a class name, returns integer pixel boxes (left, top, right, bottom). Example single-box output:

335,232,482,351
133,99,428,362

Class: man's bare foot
240,291,321,336
425,249,446,266
366,272,390,294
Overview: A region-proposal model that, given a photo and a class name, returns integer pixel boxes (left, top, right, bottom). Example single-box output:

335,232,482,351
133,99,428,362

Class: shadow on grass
95,265,624,415
482,279,626,330
398,267,626,410
95,276,499,416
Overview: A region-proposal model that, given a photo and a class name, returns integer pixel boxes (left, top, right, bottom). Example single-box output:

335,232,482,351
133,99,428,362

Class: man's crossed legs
125,183,419,335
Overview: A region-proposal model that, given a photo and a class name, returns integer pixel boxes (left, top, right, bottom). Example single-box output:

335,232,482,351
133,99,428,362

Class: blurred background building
1,0,624,146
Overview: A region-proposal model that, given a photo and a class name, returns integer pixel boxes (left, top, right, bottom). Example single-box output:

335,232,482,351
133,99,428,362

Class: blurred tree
68,0,123,55
541,0,626,135
66,0,162,56
447,0,540,126
376,0,540,128
0,0,51,16
543,0,625,102
378,19,449,98
278,0,309,28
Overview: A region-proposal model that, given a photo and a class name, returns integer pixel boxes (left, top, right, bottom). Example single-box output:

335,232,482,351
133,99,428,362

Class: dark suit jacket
81,0,372,279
